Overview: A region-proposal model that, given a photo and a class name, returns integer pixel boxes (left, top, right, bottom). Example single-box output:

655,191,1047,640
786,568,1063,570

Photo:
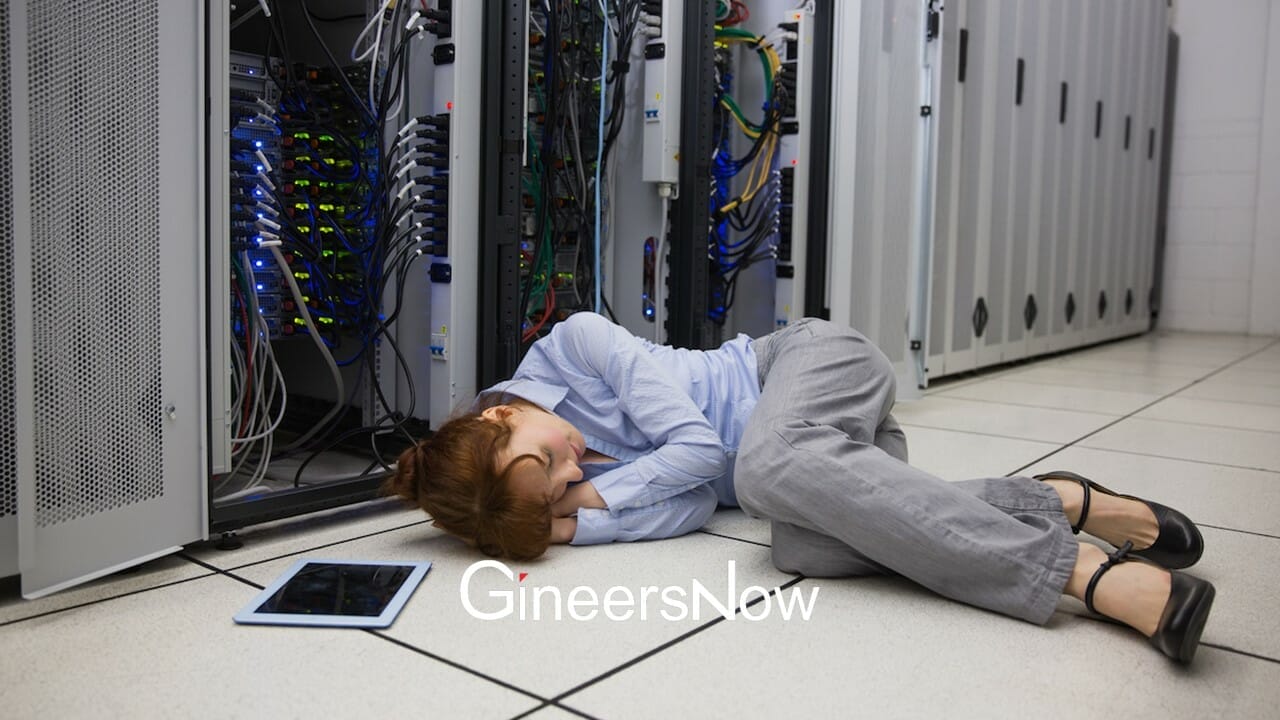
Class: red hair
385,411,553,560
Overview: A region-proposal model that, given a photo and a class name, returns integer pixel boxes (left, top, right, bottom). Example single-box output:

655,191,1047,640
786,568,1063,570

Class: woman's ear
480,405,516,423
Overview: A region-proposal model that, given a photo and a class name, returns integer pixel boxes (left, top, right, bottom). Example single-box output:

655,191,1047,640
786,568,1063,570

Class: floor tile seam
508,702,601,720
1006,339,1280,477
1195,523,1280,542
194,519,431,574
182,552,560,707
1062,610,1280,665
0,568,221,630
984,376,1193,394
1018,443,1280,476
898,421,1089,446
904,396,1121,421
367,630,554,706
548,576,806,705
927,391,1137,416
1071,443,1280,474
695,529,772,548
1123,414,1280,436
1162,394,1280,411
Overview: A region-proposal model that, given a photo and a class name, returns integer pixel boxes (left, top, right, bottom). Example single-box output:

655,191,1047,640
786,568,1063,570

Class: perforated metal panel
1,0,16,523
26,1,165,528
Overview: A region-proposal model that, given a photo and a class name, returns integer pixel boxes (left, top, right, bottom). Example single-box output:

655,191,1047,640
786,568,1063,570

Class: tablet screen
253,562,418,617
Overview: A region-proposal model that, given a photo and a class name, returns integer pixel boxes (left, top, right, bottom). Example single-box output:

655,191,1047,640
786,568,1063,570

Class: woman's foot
1068,543,1169,636
1066,541,1216,663
1037,470,1205,569
1045,479,1159,550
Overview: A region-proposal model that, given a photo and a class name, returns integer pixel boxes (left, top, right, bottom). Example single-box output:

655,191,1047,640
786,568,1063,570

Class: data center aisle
2,331,1279,719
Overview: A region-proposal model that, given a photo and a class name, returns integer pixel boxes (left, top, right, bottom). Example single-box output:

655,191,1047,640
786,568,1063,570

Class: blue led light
255,260,264,268
254,140,263,148
255,165,264,172
256,283,265,291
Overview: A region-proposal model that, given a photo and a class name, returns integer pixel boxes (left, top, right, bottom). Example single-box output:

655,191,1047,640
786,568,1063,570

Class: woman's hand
550,517,578,544
551,481,607,518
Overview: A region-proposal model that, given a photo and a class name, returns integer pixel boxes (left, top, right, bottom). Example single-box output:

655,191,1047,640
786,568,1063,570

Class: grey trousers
734,319,1078,625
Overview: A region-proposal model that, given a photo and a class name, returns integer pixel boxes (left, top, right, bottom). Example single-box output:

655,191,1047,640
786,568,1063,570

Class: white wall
1163,0,1280,334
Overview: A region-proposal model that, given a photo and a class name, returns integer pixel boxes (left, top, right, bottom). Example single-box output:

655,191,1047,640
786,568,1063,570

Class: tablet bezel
233,558,432,628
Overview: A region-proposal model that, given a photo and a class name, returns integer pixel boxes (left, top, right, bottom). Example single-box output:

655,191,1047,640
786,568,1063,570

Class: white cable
214,485,274,503
254,149,273,173
594,0,608,314
654,188,672,343
269,245,347,454
367,5,387,115
352,0,395,61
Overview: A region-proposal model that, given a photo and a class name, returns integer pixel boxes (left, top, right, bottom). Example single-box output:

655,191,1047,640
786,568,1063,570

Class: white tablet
233,559,432,628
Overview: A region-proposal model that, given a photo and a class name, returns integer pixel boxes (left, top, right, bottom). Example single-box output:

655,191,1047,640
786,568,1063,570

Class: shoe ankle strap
1084,540,1135,614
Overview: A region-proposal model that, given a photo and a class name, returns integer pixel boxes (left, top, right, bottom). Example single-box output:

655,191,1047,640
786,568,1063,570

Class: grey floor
3,330,1280,719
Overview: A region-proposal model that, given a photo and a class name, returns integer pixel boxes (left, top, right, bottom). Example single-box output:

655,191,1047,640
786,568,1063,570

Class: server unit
925,0,1169,381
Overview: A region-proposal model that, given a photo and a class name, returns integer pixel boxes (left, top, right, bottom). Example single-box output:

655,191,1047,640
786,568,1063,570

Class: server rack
825,0,940,393
925,0,1169,381
206,1,489,533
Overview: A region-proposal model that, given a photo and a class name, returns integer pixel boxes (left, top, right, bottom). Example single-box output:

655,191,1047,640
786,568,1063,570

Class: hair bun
384,444,423,502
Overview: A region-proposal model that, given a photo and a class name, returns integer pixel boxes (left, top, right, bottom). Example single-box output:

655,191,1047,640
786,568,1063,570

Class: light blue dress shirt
474,312,760,545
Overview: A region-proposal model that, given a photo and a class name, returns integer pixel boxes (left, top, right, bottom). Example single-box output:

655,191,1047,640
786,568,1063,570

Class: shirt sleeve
570,483,719,545
551,313,728,511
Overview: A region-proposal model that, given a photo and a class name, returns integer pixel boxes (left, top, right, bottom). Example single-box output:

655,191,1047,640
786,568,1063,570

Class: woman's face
481,403,586,503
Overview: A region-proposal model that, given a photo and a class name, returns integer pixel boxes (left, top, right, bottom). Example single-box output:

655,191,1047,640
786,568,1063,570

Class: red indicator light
446,101,454,110
791,159,799,166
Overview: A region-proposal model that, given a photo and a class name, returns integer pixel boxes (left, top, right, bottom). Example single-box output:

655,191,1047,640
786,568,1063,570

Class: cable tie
255,171,276,192
404,10,422,30
254,201,278,216
395,161,418,179
256,216,282,231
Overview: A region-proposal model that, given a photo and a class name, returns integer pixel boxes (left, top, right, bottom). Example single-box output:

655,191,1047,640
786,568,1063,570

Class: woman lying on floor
387,312,1215,663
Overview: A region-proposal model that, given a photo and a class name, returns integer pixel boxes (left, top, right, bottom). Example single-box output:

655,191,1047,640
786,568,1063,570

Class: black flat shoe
1035,470,1204,569
1084,541,1216,664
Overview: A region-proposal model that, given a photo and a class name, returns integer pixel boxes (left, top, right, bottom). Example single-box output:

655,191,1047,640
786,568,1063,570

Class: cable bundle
520,0,637,343
706,20,789,323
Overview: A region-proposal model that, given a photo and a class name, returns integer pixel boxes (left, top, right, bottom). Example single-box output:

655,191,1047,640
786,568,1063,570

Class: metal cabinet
4,0,207,597
924,0,1169,380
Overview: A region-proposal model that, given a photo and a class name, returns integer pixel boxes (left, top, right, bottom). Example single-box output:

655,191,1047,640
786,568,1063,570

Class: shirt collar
473,379,570,414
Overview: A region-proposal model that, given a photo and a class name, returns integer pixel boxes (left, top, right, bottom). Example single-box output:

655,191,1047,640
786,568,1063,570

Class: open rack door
8,0,207,598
